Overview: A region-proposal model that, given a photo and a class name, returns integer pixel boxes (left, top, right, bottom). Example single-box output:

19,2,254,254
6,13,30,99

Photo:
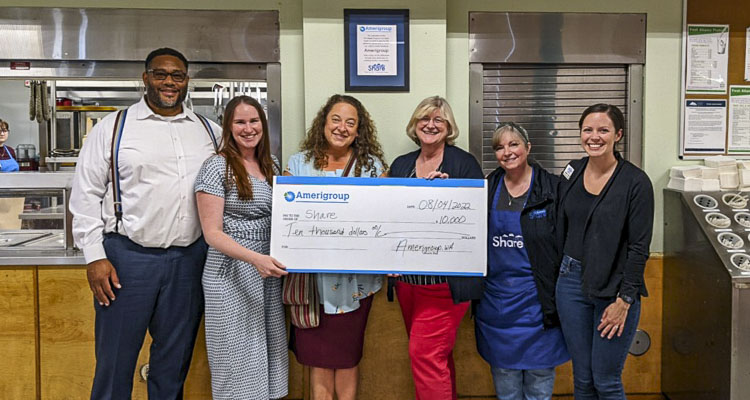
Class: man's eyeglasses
147,69,188,82
0,129,8,133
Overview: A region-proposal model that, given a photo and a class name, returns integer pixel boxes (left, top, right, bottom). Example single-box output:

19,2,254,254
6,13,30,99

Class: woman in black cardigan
388,95,483,400
556,104,654,400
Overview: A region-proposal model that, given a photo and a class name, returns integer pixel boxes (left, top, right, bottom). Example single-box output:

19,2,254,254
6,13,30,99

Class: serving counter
0,172,663,399
0,172,84,265
0,172,305,399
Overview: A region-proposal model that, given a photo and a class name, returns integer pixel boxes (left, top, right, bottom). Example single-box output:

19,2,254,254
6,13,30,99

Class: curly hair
219,96,276,200
299,94,387,177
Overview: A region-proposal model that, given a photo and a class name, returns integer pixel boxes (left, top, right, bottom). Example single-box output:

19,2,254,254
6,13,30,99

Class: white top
70,97,220,263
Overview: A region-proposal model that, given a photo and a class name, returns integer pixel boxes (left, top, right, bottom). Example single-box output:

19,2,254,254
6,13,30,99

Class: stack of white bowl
705,156,739,190
668,165,721,191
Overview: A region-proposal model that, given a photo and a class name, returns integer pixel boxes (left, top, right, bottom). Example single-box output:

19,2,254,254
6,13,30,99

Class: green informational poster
729,86,750,153
686,24,729,94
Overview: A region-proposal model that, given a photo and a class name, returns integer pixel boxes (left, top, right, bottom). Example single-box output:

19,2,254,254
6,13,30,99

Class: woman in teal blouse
284,94,387,400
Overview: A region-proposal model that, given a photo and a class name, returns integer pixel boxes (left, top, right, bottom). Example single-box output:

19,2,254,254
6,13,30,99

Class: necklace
504,169,532,206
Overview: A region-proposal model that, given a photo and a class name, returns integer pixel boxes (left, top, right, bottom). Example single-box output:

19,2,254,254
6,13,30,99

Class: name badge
563,164,575,180
529,209,547,219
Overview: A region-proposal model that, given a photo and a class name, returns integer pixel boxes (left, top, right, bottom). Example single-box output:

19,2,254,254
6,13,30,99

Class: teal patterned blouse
285,151,385,314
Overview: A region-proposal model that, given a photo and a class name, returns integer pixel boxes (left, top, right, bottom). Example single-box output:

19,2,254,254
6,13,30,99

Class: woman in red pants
388,96,484,399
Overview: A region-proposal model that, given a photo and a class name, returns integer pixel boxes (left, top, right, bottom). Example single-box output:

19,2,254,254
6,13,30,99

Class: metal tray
0,231,51,247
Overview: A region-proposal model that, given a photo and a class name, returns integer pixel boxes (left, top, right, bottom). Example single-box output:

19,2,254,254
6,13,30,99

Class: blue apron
475,172,568,369
0,145,19,172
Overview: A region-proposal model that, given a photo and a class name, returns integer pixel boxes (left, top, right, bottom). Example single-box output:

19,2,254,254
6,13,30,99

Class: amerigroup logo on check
283,190,350,203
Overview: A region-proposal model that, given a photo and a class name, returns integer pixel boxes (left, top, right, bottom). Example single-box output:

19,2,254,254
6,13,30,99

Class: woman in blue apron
476,122,569,400
0,119,19,172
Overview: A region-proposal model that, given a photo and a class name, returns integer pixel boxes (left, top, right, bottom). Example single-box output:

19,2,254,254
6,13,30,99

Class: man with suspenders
70,48,220,399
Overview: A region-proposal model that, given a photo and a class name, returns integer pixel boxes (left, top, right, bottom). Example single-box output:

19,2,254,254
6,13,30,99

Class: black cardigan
484,163,562,328
388,144,485,303
556,154,654,300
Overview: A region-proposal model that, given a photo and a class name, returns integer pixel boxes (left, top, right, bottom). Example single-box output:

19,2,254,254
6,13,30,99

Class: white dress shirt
70,97,220,263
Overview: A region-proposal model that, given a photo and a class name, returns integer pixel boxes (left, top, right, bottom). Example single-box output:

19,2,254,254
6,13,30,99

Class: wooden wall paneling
37,266,95,400
182,322,212,399
128,332,211,399
102,301,303,399
347,256,663,399
0,267,38,400
130,331,212,399
454,310,494,397
35,265,303,400
357,291,415,400
29,257,662,399
621,255,663,393
131,336,150,399
286,320,305,400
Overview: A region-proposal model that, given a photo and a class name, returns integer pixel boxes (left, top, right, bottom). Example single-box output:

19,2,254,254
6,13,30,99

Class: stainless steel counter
663,189,750,400
0,250,85,265
0,171,74,189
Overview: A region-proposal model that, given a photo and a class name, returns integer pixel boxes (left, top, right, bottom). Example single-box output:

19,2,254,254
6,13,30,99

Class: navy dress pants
90,233,207,400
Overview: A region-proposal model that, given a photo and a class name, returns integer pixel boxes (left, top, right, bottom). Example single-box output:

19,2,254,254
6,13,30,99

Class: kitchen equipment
15,144,37,171
663,189,750,400
56,97,73,106
0,177,73,252
0,231,50,247
54,106,115,151
212,83,225,122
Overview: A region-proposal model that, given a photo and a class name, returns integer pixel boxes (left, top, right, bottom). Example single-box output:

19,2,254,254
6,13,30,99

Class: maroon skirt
290,294,374,369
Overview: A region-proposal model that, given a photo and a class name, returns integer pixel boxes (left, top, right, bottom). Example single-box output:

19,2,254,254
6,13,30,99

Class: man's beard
145,84,188,110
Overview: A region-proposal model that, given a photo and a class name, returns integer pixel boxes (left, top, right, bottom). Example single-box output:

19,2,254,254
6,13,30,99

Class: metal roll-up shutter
481,64,629,175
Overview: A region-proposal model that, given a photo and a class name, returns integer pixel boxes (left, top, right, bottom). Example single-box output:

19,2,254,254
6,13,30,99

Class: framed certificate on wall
344,9,409,92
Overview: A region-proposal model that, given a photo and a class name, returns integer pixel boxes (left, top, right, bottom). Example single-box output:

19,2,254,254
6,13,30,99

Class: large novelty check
270,176,487,276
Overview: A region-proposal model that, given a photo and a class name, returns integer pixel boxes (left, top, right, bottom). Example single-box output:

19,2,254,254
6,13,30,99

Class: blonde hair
405,96,459,146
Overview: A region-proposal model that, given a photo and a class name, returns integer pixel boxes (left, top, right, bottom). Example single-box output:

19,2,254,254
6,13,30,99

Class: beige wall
300,0,684,252
302,0,448,162
9,0,686,251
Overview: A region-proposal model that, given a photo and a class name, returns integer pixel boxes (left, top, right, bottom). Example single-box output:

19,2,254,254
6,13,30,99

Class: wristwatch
618,292,635,305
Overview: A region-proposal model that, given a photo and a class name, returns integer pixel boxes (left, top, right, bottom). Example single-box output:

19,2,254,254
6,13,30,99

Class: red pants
395,281,470,400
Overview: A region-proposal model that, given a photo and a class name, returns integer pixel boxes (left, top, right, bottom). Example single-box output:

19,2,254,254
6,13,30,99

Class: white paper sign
684,99,727,154
356,24,397,76
686,24,729,94
745,27,750,81
270,176,487,276
729,86,750,153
